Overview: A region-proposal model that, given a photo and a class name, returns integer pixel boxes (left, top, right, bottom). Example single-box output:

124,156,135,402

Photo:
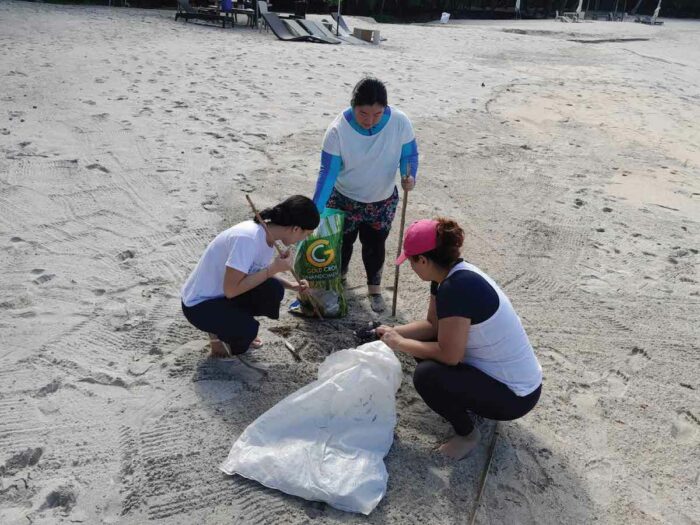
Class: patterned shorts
326,187,399,234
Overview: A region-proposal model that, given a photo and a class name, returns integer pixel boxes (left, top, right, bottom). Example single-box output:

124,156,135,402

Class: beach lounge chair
635,14,664,25
260,11,313,41
331,12,351,34
325,14,367,44
331,12,383,43
257,0,298,30
284,18,338,44
297,19,342,44
175,0,234,28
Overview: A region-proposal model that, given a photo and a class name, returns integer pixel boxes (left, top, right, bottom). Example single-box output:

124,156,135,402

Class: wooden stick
469,422,499,525
391,165,411,317
245,194,324,320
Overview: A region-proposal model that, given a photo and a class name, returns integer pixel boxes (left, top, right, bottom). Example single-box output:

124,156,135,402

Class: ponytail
254,195,320,231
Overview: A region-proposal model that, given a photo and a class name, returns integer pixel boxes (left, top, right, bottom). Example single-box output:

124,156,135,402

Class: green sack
290,208,347,318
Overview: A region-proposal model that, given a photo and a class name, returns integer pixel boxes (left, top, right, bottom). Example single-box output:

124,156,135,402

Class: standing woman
313,77,419,312
181,195,320,358
377,218,542,460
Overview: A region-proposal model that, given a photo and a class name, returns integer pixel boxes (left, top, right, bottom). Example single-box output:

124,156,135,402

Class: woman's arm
312,127,343,211
382,316,470,366
223,252,293,299
378,295,438,340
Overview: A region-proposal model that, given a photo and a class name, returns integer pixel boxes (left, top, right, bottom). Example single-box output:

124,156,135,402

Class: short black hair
351,77,388,108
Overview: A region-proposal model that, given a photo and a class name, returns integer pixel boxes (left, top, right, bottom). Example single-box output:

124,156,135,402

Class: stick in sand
468,422,499,525
391,164,411,317
245,194,324,320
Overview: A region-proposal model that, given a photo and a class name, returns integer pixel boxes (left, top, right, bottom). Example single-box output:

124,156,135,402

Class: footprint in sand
628,346,651,371
584,458,614,505
629,346,651,360
605,370,629,397
39,484,77,513
671,410,699,443
33,274,55,285
201,197,218,211
0,447,43,476
36,380,61,397
117,250,135,261
86,163,110,174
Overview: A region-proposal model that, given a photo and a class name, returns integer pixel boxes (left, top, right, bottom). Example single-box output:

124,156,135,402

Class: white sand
1,2,698,523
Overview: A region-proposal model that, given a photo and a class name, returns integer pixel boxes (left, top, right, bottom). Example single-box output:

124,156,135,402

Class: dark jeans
413,359,542,436
181,278,284,354
341,225,390,286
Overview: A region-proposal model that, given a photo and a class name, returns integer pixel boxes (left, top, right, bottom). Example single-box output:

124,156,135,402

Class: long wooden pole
391,166,411,318
245,194,323,320
469,423,500,525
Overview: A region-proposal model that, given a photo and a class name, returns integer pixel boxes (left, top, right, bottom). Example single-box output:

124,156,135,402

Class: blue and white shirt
313,106,419,210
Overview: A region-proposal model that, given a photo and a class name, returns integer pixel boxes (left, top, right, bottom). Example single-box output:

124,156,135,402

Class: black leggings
341,225,390,286
413,359,541,436
181,278,284,354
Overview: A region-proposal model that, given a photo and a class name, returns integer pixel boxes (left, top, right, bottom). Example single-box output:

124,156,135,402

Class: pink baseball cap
396,219,439,265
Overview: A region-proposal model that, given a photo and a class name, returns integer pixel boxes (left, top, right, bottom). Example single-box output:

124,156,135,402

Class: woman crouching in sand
377,218,542,460
181,195,320,358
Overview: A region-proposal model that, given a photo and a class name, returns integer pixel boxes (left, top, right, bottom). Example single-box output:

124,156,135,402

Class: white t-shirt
435,261,543,396
181,221,274,307
323,107,415,203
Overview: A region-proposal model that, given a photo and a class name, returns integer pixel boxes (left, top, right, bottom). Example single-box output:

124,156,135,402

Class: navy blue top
430,262,500,324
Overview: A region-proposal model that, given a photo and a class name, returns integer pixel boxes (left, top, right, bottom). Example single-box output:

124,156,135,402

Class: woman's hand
289,279,310,293
380,329,405,352
269,249,294,275
401,177,415,192
375,324,393,337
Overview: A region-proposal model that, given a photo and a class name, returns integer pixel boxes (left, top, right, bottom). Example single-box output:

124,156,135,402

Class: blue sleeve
400,139,419,180
312,150,343,212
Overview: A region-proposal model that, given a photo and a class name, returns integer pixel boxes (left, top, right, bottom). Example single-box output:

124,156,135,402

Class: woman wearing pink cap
377,218,542,460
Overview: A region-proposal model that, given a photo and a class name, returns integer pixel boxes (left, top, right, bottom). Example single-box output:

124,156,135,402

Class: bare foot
208,339,230,358
438,427,481,460
208,335,262,358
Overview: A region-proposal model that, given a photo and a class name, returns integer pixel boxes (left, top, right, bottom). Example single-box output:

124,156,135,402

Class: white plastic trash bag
219,341,402,515
440,12,450,23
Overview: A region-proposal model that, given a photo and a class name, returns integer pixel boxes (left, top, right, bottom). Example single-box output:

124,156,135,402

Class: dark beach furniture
635,14,664,25
331,11,351,34
260,11,313,41
329,13,375,44
175,0,234,28
286,18,339,44
298,19,342,44
257,1,297,31
293,0,307,19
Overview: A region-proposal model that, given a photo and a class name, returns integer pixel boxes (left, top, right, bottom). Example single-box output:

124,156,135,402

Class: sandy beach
1,2,698,523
